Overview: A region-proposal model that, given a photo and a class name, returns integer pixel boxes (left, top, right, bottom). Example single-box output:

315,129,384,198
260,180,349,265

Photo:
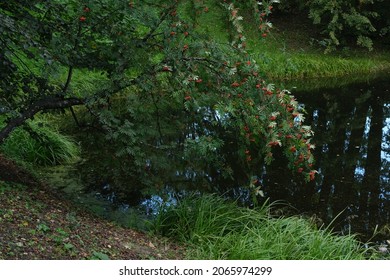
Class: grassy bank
1,165,388,259
248,24,390,81
153,194,386,260
193,0,390,81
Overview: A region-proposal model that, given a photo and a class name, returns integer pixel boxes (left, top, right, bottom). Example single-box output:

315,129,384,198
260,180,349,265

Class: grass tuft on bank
153,194,374,260
0,116,80,166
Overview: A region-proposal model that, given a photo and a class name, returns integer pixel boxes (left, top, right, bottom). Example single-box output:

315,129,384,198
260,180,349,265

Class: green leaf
91,251,110,260
64,243,75,251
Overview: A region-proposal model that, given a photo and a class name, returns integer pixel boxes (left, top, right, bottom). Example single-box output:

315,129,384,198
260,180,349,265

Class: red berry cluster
79,6,90,22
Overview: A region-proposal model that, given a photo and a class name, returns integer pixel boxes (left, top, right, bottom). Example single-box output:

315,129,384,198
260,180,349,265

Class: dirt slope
0,154,183,260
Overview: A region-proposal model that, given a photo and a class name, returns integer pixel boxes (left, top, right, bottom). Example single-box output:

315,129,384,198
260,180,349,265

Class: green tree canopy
0,0,316,196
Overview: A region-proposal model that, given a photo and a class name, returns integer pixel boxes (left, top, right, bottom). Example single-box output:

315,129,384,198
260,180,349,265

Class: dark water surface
52,74,390,241
262,74,390,240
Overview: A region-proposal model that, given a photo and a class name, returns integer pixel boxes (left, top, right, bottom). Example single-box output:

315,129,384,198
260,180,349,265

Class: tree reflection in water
77,75,389,242
263,76,390,241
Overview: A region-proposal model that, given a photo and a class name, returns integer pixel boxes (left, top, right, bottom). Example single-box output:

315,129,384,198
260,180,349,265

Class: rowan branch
0,97,84,144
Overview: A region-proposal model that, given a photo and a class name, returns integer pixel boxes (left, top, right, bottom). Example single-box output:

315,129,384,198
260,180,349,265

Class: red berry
290,146,297,153
268,141,279,147
162,66,171,72
309,171,316,181
79,16,86,22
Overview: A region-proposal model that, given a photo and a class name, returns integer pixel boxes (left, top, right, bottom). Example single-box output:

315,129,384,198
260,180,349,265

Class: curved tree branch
0,96,84,144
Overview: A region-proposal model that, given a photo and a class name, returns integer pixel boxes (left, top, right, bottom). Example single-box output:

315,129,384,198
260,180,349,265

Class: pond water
48,74,390,241
262,74,390,240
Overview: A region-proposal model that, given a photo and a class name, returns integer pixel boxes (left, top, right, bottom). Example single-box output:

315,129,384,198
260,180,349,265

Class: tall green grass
245,20,390,80
0,116,80,166
252,51,390,81
153,194,370,259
